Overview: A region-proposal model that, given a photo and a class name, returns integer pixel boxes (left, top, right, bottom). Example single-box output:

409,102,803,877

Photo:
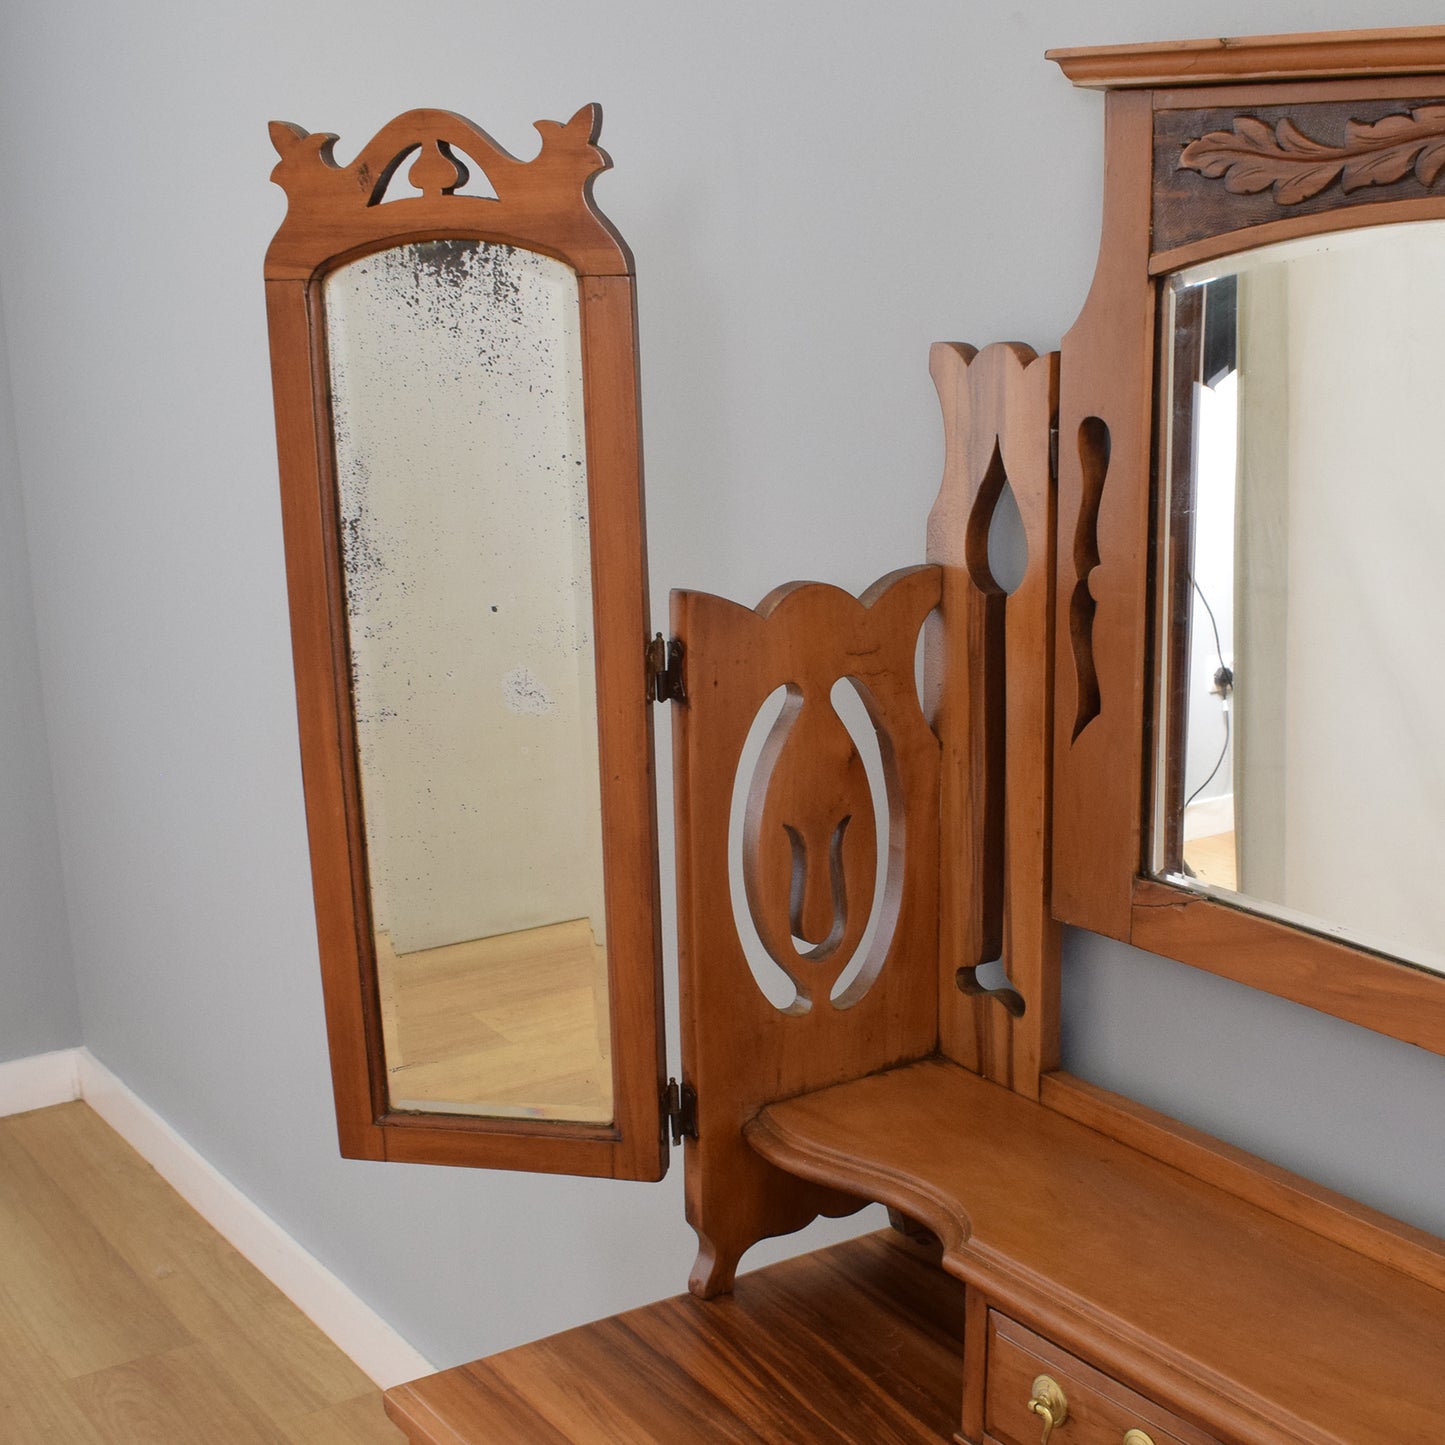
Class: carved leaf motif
1179,106,1445,205
1417,137,1445,186
1273,118,1335,157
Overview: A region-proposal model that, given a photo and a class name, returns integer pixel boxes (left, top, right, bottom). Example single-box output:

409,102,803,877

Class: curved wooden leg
687,1227,744,1299
685,1145,867,1299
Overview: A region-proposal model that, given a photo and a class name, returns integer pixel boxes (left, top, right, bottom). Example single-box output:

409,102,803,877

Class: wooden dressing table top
747,1059,1445,1445
383,1231,968,1444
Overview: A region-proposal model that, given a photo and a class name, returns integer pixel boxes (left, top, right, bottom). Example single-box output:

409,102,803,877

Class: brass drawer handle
1028,1374,1069,1443
1123,1433,1155,1445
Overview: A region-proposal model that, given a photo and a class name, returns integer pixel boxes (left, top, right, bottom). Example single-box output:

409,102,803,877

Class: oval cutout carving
730,674,897,1013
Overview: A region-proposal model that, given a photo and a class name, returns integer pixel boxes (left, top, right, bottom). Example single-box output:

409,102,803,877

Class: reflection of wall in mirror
1233,224,1445,969
325,242,608,958
1182,370,1236,840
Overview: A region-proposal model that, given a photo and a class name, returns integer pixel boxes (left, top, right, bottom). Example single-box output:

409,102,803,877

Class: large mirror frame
1047,29,1445,1057
264,107,668,1178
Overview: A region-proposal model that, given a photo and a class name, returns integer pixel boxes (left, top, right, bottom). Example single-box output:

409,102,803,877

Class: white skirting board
1182,791,1234,842
0,1048,81,1114
0,1047,434,1389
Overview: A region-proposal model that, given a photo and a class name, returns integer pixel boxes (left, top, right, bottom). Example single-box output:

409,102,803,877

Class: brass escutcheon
1028,1374,1069,1443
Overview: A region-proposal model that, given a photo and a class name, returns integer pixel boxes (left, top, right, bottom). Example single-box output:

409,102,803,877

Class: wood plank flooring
0,1101,404,1444
1182,829,1237,890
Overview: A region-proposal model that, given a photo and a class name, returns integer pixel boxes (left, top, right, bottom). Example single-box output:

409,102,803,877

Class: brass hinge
647,634,685,704
663,1077,697,1146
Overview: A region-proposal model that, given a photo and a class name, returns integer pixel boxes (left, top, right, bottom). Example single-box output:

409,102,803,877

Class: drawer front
986,1314,1221,1445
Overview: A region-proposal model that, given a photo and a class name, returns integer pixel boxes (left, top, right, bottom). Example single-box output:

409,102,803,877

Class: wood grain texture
1128,879,1445,1055
1149,189,1445,275
671,568,942,1294
0,1124,188,1381
385,1232,968,1445
1039,1070,1445,1295
1049,26,1445,90
986,1314,1219,1445
958,1286,988,1445
747,1059,1445,1445
925,342,1060,1096
0,1103,400,1445
266,107,631,281
265,113,666,1179
1049,89,1157,940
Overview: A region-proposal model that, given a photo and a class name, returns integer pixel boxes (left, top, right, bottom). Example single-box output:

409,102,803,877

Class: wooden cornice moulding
264,105,632,280
1049,26,1445,91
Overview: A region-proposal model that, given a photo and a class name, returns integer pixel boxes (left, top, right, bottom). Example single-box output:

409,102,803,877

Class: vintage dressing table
264,25,1445,1445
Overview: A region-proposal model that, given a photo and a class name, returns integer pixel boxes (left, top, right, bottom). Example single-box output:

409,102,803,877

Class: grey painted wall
0,0,1440,1369
0,280,79,1063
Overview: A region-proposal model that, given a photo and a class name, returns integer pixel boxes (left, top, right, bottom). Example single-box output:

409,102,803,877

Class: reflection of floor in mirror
1184,830,1237,892
374,919,612,1124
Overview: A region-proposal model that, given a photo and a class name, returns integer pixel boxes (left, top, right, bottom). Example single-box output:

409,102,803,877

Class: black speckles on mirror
320,237,614,1123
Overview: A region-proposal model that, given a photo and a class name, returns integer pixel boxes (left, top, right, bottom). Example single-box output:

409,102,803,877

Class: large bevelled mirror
264,108,667,1178
1047,32,1445,1057
1154,221,1445,979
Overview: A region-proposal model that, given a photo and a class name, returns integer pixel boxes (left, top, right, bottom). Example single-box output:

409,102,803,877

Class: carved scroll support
672,567,941,1295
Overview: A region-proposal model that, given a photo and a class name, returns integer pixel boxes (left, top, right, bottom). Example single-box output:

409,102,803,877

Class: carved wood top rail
266,106,631,279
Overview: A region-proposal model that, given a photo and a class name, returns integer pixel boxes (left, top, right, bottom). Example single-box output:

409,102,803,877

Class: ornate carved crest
1179,106,1445,205
265,106,630,278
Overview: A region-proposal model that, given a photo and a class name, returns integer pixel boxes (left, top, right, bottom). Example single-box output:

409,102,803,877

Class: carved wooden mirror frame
1046,28,1445,1057
264,107,668,1178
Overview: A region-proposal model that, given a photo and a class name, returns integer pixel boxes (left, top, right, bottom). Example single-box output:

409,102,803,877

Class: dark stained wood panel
384,1233,968,1444
1153,96,1445,257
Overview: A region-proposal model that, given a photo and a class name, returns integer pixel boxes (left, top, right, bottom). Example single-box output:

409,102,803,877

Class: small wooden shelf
745,1059,1445,1445
384,1232,968,1444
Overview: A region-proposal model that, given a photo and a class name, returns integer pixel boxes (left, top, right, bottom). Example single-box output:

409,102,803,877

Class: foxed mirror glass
1153,219,1445,977
324,240,612,1121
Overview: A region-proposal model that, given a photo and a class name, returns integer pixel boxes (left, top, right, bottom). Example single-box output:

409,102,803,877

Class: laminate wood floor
0,1101,404,1444
1183,829,1237,891
376,918,612,1122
